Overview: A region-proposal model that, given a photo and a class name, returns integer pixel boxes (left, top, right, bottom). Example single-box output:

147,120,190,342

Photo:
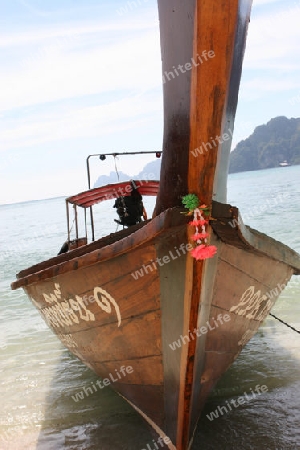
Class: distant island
94,159,162,187
229,116,300,173
94,116,300,185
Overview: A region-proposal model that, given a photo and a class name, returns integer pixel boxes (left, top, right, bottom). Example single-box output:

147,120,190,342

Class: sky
0,0,299,204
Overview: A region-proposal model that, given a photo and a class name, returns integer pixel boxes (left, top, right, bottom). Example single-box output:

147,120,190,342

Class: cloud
1,0,299,204
238,2,300,102
245,4,300,67
0,20,155,48
253,0,283,5
0,90,162,151
0,19,161,113
18,0,49,17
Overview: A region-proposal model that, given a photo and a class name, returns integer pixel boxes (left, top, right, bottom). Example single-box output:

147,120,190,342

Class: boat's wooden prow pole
156,1,252,448
156,0,252,213
155,0,195,214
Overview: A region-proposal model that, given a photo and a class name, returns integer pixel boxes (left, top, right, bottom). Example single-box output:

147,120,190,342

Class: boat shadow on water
34,320,300,450
195,321,300,450
34,346,167,450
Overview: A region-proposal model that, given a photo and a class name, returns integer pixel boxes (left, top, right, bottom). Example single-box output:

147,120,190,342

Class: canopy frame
65,179,160,245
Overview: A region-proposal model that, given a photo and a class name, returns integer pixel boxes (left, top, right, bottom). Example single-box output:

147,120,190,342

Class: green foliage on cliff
229,116,300,173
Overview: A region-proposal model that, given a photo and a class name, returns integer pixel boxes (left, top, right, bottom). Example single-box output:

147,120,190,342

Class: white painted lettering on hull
230,286,274,321
41,283,121,329
94,287,121,327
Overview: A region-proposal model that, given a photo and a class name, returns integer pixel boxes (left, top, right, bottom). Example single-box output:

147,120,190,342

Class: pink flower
189,219,208,227
191,245,217,260
191,232,209,241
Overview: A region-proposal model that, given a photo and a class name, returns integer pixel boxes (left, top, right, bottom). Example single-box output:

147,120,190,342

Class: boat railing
64,179,159,251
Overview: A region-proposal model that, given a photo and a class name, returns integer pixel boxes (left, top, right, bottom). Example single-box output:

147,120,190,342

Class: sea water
0,166,299,449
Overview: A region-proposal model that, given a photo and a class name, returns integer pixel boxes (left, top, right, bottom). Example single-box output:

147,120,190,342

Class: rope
68,217,75,236
114,155,120,181
84,209,88,239
269,312,300,334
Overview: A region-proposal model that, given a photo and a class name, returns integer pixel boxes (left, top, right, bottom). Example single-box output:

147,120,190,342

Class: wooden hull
11,206,300,449
11,1,300,448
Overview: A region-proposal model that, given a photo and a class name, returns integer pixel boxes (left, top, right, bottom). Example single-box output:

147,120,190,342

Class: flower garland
182,194,217,260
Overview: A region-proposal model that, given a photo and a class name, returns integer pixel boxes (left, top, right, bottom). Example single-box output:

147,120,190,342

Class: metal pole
74,205,79,240
66,200,70,243
86,155,95,241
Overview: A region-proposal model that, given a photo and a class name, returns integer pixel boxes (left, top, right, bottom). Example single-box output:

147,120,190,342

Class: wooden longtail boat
11,1,300,448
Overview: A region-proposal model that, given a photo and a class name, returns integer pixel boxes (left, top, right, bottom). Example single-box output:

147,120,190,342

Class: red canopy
66,180,160,208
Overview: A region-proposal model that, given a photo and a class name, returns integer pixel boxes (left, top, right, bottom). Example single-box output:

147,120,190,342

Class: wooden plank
157,226,191,444
187,0,241,206
27,245,160,312
12,208,189,290
91,357,163,386
204,308,262,353
180,0,252,446
16,220,149,278
155,0,253,447
155,0,195,214
212,201,300,274
45,309,162,360
215,245,293,309
78,311,161,360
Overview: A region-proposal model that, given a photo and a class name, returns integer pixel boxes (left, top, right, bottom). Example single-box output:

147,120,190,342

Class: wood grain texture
155,0,196,213
12,208,189,290
16,205,300,450
11,1,300,449
157,226,191,443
